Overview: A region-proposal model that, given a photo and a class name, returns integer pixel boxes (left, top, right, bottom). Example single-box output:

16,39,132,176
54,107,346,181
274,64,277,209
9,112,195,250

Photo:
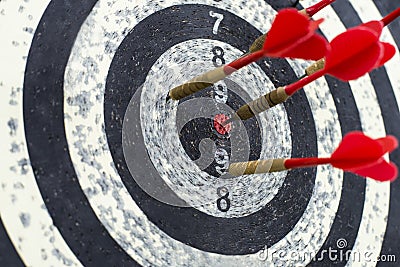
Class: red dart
229,132,398,182
284,11,398,96
227,9,329,74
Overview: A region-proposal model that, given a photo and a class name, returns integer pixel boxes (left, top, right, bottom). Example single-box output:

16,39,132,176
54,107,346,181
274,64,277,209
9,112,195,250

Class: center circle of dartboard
19,0,395,266
136,38,288,217
177,75,263,179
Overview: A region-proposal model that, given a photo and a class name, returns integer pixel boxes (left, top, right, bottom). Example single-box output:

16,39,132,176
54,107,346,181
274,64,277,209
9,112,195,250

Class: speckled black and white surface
1,0,400,266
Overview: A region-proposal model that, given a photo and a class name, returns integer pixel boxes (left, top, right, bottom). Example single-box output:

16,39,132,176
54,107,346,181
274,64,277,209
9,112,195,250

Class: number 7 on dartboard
209,11,224,34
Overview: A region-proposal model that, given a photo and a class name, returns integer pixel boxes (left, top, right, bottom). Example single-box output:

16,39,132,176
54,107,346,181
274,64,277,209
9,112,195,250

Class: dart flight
249,0,336,53
167,2,334,101
229,131,398,182
230,9,399,121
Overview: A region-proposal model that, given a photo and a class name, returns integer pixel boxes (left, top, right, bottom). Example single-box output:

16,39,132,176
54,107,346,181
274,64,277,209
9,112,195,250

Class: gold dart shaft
233,87,289,121
168,66,226,100
227,58,325,122
228,159,287,176
305,58,325,76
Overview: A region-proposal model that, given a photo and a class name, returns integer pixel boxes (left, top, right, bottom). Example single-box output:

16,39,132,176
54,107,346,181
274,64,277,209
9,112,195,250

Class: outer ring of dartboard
104,3,318,255
19,0,396,266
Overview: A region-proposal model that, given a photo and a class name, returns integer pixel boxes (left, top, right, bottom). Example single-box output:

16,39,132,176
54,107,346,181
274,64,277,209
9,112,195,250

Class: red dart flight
284,132,398,182
284,9,399,96
227,8,330,74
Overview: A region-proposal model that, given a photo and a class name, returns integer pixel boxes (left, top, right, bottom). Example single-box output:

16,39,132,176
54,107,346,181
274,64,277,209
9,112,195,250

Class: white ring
0,0,82,266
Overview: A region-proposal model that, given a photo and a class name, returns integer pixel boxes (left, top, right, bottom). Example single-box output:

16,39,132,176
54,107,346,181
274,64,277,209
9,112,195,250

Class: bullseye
213,113,232,135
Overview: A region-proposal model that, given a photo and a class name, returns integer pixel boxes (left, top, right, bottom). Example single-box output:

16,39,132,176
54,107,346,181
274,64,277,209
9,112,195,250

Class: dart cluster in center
168,0,400,182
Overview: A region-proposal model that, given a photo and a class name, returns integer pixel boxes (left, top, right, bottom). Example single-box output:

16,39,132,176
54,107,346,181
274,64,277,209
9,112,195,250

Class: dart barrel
305,58,325,76
249,33,267,53
228,159,287,176
234,86,289,120
168,66,227,100
231,59,325,121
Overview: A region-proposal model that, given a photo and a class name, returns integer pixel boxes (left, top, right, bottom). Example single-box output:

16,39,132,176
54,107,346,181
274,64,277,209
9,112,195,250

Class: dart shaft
168,66,226,100
168,50,264,100
227,50,264,72
285,157,331,169
230,86,289,121
381,8,400,26
229,157,331,175
226,59,325,123
305,0,336,17
284,68,325,96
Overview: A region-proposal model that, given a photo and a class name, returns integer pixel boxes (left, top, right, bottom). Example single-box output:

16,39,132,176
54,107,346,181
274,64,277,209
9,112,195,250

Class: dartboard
1,0,399,266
